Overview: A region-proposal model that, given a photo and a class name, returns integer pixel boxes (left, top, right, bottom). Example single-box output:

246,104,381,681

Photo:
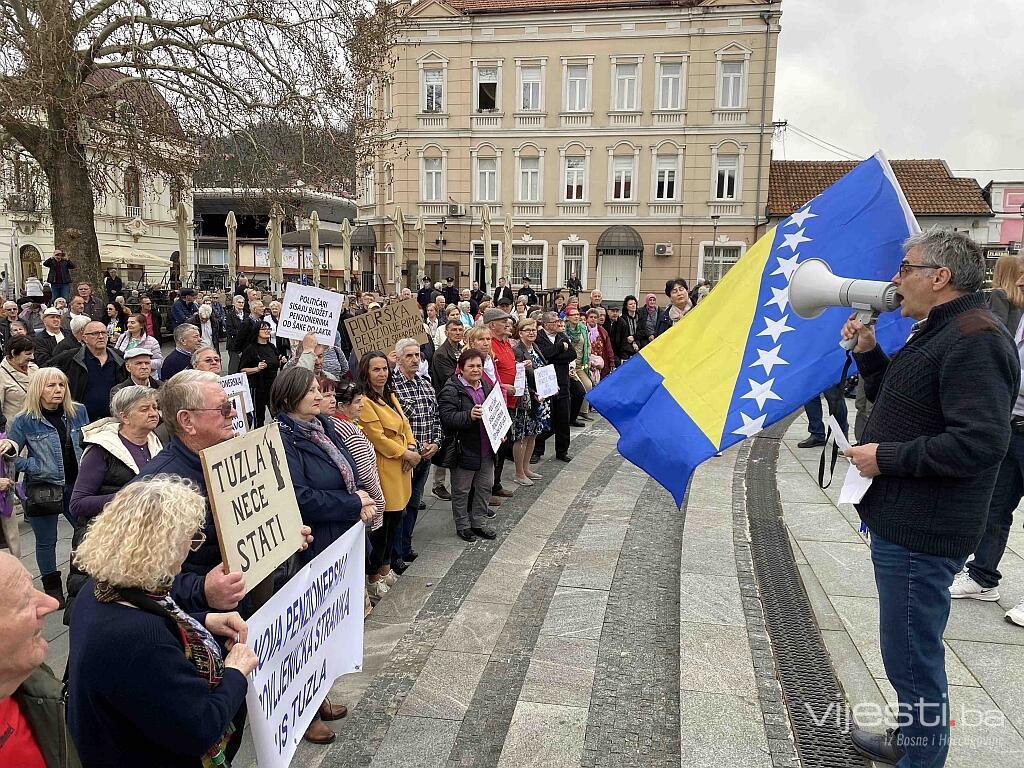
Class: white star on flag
757,314,795,343
751,345,789,375
733,412,768,438
741,378,783,410
781,228,812,252
787,207,817,228
770,253,801,281
764,285,789,312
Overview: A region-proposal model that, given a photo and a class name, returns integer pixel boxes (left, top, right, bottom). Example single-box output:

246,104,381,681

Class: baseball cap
124,347,154,360
42,307,62,317
482,308,512,323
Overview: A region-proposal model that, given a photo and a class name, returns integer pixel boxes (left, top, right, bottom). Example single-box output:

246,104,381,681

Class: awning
99,242,173,268
351,224,377,250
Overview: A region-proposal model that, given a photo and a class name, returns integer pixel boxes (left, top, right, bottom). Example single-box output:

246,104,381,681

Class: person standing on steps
41,249,74,302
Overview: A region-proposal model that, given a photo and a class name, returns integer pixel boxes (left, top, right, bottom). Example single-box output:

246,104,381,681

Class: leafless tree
0,0,398,290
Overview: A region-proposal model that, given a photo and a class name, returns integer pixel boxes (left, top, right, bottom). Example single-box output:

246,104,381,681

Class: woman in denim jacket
0,367,88,608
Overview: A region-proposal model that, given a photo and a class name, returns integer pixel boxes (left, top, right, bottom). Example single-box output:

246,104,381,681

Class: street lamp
710,214,721,283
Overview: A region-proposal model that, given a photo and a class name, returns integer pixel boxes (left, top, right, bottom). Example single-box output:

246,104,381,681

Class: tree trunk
42,140,103,294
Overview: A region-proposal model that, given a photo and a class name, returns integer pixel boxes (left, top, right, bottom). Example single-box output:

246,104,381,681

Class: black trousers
569,378,586,424
535,395,571,457
491,440,511,493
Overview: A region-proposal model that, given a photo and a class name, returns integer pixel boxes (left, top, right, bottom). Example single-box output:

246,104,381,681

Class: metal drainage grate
745,420,869,768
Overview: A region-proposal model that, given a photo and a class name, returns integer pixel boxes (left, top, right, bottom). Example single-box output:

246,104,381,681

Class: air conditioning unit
447,203,466,217
654,242,673,256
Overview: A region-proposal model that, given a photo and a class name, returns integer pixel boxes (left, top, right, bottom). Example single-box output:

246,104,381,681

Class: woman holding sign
511,318,549,486
67,477,257,766
357,352,418,600
238,320,279,428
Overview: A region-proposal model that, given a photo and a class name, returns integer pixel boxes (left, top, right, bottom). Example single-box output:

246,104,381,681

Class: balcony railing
471,113,503,129
125,205,143,219
419,202,448,217
470,203,502,218
513,203,544,217
708,201,742,216
609,111,641,127
649,202,681,216
606,202,638,216
418,113,449,129
515,113,545,128
560,112,592,128
712,109,747,125
652,110,685,126
558,202,590,217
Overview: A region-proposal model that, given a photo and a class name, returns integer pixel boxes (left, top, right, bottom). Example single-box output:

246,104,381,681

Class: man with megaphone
830,229,1019,766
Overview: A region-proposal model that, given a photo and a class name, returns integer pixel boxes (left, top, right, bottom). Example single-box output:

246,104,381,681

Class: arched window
124,167,142,217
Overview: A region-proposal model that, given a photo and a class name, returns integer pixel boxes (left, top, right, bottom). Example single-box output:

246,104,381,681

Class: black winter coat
535,331,576,399
437,376,494,471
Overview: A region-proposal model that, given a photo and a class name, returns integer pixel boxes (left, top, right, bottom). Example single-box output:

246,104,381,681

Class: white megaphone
789,259,902,350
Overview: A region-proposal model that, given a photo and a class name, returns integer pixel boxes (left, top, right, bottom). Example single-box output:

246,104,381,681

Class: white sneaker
1005,599,1024,627
367,579,390,599
513,476,534,486
949,572,1000,601
526,471,543,480
383,569,399,587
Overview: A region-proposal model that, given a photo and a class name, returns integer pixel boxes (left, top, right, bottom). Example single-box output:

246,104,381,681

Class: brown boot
303,718,336,744
318,698,348,721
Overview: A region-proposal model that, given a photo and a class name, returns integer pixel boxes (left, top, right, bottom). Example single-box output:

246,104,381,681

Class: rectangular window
385,165,394,203
424,69,443,113
611,156,633,200
566,64,589,112
715,155,738,200
511,243,544,286
363,167,375,205
521,65,542,111
564,157,585,201
655,156,676,200
477,66,498,111
658,62,682,109
364,84,374,121
423,158,443,201
562,243,584,287
477,157,497,202
613,63,638,111
719,61,743,108
519,157,540,201
703,245,741,283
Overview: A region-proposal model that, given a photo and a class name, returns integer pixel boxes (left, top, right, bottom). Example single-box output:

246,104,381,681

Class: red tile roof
449,0,700,14
768,159,992,217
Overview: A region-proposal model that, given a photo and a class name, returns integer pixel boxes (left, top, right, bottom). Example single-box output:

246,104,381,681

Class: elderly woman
458,300,474,327
272,368,374,744
356,352,418,599
187,303,223,351
435,305,461,347
114,313,164,372
464,324,497,383
655,278,691,337
67,477,257,766
437,348,497,542
239,321,279,428
511,318,548,486
0,336,37,431
0,367,88,608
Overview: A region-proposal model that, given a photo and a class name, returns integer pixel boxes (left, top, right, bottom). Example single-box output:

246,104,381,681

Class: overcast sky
772,1,1024,186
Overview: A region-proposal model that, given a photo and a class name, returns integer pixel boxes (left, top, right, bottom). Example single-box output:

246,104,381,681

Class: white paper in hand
829,416,872,504
513,362,527,396
534,365,558,399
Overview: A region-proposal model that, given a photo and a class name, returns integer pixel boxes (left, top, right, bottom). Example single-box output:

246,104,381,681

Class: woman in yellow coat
357,351,420,599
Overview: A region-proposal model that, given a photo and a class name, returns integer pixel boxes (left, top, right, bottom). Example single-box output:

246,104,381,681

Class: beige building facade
358,0,782,302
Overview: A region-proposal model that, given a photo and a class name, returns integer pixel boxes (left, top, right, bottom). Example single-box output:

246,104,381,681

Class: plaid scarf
290,416,357,493
94,582,234,766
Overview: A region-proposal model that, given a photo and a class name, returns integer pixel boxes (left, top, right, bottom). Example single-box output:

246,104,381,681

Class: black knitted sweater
855,292,1020,558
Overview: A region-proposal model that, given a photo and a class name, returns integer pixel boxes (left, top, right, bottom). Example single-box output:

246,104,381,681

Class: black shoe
457,529,478,542
579,413,593,421
404,550,419,562
555,453,573,462
41,571,66,610
392,559,410,575
471,526,496,540
570,420,586,427
432,485,452,501
850,728,904,765
529,454,542,465
485,507,497,518
797,436,826,448
418,501,426,510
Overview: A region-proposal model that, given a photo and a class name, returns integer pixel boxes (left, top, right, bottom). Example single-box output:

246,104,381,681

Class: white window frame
699,243,745,282
557,239,589,290
363,165,375,205
606,144,639,202
510,240,548,288
714,154,739,200
418,145,449,202
476,156,498,203
654,54,688,110
384,163,394,204
563,156,587,201
514,145,545,203
518,157,541,202
417,53,450,114
653,155,679,201
610,56,643,112
714,44,751,110
562,57,593,113
516,58,546,112
364,83,374,121
472,59,503,112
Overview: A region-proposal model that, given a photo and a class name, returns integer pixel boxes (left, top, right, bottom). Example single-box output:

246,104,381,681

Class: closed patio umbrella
309,210,321,286
268,202,284,288
225,211,238,288
481,204,493,291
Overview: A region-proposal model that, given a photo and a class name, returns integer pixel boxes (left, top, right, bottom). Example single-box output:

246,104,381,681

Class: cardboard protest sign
481,383,512,452
220,373,253,414
344,298,428,360
513,362,527,396
277,283,344,345
228,393,247,436
534,364,559,399
246,525,364,768
201,423,303,590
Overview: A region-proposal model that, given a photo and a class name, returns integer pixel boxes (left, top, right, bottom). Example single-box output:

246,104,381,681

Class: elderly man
0,301,19,343
534,311,577,463
428,318,465,502
0,552,81,767
77,282,105,322
61,294,87,332
51,314,88,359
187,303,223,351
585,288,603,313
232,298,265,354
161,323,202,381
110,347,161,399
56,321,127,419
32,307,65,366
225,295,247,372
169,287,198,331
841,230,1019,766
192,345,223,374
485,307,518,499
392,338,444,564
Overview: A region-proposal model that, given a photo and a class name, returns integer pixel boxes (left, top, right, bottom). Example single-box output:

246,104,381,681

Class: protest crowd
3,227,1024,768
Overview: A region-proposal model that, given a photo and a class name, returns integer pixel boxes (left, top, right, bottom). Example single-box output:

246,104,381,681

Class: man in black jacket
417,277,434,313
492,277,513,306
534,311,577,462
56,321,128,419
32,308,66,366
841,230,1019,767
442,277,459,306
516,277,538,307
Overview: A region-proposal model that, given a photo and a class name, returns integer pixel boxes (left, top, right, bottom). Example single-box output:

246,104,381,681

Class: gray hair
541,311,560,325
173,323,198,345
903,228,985,293
158,369,219,436
69,314,90,335
111,385,158,420
394,337,420,356
458,301,471,311
191,344,219,366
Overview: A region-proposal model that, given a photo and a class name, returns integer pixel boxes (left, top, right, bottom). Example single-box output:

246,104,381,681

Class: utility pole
435,217,447,281
710,214,721,283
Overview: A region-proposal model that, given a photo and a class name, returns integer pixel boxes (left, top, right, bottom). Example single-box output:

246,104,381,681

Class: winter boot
41,571,66,609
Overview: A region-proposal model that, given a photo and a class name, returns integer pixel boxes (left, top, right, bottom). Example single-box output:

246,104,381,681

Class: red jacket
590,324,615,374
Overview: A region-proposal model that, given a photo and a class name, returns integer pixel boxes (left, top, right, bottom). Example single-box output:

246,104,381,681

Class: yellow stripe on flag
641,227,775,449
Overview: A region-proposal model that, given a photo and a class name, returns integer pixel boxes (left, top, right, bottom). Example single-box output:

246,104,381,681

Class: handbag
25,482,64,517
432,434,462,469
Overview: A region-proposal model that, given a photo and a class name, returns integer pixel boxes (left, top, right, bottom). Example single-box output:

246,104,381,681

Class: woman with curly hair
67,477,257,767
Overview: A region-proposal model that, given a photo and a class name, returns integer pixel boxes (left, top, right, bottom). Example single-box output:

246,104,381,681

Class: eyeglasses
189,530,207,552
898,261,940,276
83,331,107,338
189,402,234,418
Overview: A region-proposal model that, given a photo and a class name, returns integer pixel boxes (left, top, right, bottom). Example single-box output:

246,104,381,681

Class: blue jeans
395,459,431,560
871,532,964,768
967,431,1024,588
29,495,74,576
51,283,72,302
804,385,849,439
